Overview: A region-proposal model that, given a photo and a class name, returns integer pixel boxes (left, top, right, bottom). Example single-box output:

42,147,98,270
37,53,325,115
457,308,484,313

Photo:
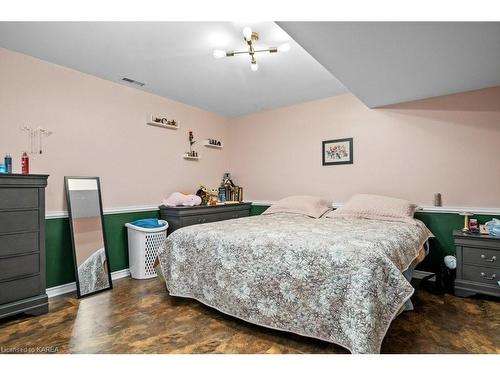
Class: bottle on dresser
4,154,12,174
21,152,29,175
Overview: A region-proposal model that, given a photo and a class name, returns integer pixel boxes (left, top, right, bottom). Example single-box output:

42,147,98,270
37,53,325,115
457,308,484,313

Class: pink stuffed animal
162,192,202,207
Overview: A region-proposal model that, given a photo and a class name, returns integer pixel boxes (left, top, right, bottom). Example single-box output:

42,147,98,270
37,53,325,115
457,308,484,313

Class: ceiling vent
121,77,145,86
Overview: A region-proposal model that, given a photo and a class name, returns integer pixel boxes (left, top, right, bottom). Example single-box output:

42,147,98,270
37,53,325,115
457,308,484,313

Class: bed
157,212,430,354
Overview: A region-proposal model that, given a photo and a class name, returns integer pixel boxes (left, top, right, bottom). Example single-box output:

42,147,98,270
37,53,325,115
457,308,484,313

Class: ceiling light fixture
213,27,291,71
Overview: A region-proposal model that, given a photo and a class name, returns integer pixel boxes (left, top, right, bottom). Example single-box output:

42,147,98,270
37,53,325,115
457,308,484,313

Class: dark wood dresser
454,230,500,298
159,202,252,235
0,174,49,319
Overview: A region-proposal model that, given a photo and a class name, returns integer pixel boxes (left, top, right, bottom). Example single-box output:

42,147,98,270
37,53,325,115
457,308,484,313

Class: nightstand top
453,229,500,241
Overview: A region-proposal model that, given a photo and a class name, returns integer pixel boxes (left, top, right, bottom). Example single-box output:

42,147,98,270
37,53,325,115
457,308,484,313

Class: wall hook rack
20,125,53,155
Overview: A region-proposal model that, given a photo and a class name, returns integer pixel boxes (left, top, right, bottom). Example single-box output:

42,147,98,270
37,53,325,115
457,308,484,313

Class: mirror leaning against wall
64,176,113,298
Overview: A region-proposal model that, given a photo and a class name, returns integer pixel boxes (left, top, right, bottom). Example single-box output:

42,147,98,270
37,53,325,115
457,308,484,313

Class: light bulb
278,43,291,52
213,49,226,59
251,62,259,72
243,27,252,41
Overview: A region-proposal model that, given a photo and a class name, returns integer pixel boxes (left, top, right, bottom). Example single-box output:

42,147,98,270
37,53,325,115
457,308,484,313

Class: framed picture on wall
322,138,353,166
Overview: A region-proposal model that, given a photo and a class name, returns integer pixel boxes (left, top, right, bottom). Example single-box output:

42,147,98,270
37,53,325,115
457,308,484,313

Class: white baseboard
45,268,131,298
46,205,159,219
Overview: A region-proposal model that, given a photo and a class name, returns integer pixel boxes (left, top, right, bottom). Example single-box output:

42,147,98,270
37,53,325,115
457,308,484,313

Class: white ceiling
278,22,500,108
0,22,347,117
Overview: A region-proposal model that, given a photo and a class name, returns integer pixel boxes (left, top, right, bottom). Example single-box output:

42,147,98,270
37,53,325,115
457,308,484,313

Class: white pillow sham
262,195,332,218
325,194,419,222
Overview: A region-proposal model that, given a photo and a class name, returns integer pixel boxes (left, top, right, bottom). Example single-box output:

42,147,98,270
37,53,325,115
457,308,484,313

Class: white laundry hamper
125,220,168,279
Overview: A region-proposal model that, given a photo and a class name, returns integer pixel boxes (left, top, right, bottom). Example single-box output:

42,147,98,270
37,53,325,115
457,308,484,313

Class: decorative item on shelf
208,194,218,206
147,115,179,130
218,172,243,203
204,138,224,149
183,152,199,160
433,193,442,207
183,131,199,160
213,26,291,72
479,224,489,235
469,218,479,233
322,138,353,166
195,186,219,206
20,125,53,155
184,130,200,160
459,211,474,232
485,218,500,236
196,186,210,205
162,192,202,207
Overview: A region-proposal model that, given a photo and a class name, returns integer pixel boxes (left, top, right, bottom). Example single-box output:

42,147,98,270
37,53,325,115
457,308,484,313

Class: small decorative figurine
186,131,198,158
162,192,202,207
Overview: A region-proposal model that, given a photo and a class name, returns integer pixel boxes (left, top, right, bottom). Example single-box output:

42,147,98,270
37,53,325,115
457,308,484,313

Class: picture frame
322,138,353,166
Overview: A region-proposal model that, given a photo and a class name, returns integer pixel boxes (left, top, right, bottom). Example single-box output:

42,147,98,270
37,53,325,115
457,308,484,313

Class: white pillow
325,194,418,222
262,195,332,218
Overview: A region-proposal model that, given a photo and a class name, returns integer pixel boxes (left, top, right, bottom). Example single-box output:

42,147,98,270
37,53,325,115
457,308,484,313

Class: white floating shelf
183,154,200,160
147,120,179,130
147,115,179,130
203,139,224,149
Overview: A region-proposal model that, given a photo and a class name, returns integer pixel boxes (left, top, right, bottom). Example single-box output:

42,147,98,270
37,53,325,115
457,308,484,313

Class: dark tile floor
0,277,498,354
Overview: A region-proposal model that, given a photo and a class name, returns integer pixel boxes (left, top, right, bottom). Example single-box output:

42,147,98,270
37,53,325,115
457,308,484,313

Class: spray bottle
4,154,12,174
21,152,29,175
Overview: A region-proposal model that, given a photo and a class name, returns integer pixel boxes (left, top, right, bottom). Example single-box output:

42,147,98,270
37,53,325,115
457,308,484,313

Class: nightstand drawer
463,247,499,268
0,253,40,281
462,265,499,286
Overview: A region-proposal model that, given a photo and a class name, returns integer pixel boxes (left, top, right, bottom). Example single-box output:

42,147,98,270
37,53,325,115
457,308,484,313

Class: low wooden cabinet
0,174,49,319
454,230,500,298
159,202,252,235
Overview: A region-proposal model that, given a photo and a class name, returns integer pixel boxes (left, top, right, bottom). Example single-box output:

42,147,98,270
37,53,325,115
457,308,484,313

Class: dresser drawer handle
480,272,496,280
480,255,496,262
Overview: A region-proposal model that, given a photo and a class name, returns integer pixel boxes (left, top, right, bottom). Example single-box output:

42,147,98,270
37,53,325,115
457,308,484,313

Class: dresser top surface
453,229,500,241
0,174,49,187
0,173,49,177
159,202,252,216
160,202,251,210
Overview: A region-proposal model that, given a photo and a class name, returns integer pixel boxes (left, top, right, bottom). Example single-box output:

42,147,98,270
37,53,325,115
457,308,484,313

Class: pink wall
0,48,230,212
2,47,499,211
227,88,500,208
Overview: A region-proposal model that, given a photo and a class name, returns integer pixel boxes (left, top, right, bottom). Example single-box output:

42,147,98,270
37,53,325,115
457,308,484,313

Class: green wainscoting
45,210,159,288
250,205,269,216
250,204,497,272
46,205,497,288
414,212,495,271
